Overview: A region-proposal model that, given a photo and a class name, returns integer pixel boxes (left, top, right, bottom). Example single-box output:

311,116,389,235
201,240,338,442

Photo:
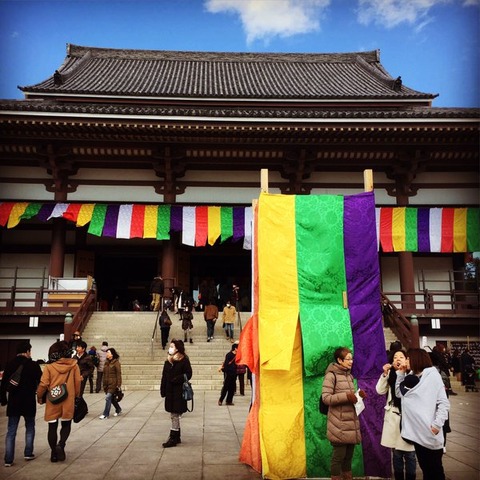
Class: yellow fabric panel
7,202,29,228
208,206,221,245
76,204,95,227
392,207,406,251
454,208,467,252
258,193,299,370
259,323,306,480
143,205,158,238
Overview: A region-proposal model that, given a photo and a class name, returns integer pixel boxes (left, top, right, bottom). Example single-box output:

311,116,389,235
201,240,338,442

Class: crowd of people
0,332,122,466
2,329,475,476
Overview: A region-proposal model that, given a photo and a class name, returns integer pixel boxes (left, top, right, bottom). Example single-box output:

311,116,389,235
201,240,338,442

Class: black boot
177,428,181,444
162,429,179,448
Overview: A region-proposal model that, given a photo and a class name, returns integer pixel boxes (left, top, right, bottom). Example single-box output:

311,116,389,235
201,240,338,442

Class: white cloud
204,0,330,44
11,31,19,39
357,0,451,28
462,0,480,6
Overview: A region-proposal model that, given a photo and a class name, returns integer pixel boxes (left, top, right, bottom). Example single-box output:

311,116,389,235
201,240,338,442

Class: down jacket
321,362,362,445
37,358,82,422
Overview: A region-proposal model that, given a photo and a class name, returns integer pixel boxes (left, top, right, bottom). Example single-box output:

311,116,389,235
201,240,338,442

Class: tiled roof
19,44,436,101
1,99,478,120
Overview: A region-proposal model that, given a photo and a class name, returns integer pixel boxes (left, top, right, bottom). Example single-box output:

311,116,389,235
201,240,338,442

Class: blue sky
0,0,479,107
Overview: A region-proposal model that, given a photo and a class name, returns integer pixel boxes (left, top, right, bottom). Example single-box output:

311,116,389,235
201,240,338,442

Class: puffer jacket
103,358,122,394
321,362,361,445
37,358,82,422
160,353,192,414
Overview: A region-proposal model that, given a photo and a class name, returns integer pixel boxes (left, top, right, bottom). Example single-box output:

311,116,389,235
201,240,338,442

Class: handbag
73,396,88,423
47,370,71,405
182,374,194,412
114,387,124,402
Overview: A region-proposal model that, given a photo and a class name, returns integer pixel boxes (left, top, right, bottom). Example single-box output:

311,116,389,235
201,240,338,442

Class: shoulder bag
182,373,194,412
48,369,71,404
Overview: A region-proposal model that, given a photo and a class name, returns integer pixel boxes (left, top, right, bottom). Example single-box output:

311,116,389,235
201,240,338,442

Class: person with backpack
321,346,366,480
0,341,42,467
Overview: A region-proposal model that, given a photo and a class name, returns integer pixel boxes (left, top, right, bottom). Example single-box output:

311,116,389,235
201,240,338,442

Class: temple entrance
94,254,157,311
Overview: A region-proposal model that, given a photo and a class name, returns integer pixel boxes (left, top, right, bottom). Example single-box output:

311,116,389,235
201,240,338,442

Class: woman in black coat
160,339,192,448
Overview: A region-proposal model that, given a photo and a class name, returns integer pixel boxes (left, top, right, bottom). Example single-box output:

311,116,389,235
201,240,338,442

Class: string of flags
0,201,478,252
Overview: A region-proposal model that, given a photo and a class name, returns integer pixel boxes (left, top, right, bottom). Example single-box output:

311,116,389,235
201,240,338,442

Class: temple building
0,44,479,362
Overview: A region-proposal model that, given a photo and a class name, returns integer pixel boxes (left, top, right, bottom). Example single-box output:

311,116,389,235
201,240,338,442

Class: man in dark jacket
74,341,94,397
0,340,42,467
218,343,238,406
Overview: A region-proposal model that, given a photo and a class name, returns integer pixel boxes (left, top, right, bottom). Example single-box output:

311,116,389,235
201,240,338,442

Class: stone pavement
0,379,478,480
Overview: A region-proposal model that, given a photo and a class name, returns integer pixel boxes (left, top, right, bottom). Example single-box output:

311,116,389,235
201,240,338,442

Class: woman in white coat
376,349,416,480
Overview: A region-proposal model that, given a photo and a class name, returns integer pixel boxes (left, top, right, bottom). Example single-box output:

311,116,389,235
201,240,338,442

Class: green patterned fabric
157,205,171,240
88,204,107,236
295,195,362,478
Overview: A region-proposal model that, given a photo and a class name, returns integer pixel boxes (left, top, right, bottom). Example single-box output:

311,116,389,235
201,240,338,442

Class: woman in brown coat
99,348,122,419
321,346,366,480
37,340,82,463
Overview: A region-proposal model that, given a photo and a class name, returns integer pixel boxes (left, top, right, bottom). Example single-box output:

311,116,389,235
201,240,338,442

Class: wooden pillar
49,218,66,278
161,150,177,298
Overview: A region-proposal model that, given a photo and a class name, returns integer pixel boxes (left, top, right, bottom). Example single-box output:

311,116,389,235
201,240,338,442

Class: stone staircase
82,311,399,392
81,311,237,391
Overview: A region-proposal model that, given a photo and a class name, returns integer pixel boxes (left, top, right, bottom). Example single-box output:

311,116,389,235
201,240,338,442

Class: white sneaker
113,411,122,417
99,415,108,420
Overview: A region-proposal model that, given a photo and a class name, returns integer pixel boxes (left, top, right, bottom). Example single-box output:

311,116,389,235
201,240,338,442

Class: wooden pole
364,169,374,192
261,169,269,193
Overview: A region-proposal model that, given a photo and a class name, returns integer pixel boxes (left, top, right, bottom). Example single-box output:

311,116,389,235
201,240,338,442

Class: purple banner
103,204,120,237
233,206,245,241
344,192,390,478
417,208,430,252
170,206,183,232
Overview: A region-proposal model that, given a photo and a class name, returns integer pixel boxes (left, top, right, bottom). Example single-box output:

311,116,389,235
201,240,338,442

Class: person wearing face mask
321,347,366,480
376,349,416,480
160,339,193,448
222,300,237,343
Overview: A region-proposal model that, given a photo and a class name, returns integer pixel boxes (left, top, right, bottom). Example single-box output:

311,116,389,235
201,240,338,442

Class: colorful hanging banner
1,202,478,253
238,191,388,479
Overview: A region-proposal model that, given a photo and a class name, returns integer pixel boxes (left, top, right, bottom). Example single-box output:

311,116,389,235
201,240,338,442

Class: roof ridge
67,43,380,64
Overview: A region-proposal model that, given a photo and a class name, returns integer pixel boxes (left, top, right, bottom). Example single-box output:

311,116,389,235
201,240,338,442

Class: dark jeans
88,373,94,393
5,415,35,463
206,320,215,339
393,449,416,479
80,376,88,397
413,442,445,480
219,373,236,404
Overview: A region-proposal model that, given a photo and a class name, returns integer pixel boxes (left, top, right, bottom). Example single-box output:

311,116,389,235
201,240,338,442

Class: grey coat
321,362,362,445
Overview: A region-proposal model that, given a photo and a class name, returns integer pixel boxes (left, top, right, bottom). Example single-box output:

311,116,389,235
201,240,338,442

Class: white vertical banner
182,206,196,246
429,208,443,253
243,206,253,250
116,204,133,239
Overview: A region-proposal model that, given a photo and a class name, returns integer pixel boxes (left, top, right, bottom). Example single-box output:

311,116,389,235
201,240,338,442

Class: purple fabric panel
344,192,390,478
170,206,183,232
37,204,55,222
417,208,430,252
233,207,245,241
103,204,120,237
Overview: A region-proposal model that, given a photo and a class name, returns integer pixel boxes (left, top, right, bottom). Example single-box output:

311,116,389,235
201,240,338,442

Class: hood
49,357,77,374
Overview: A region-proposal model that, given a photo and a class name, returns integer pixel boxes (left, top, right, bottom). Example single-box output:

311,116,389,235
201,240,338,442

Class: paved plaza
0,379,478,480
